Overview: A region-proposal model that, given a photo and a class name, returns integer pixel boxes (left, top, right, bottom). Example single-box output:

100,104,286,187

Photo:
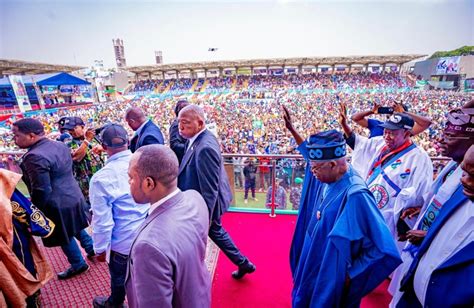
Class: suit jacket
169,119,187,163
125,190,211,308
129,120,164,153
177,129,232,221
397,185,474,308
19,138,89,247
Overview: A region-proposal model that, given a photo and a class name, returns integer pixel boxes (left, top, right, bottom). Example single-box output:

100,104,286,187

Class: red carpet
212,213,295,308
211,212,392,308
39,240,111,307
39,235,219,306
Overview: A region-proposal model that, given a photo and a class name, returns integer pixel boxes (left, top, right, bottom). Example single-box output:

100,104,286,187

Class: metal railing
222,154,451,216
1,150,451,216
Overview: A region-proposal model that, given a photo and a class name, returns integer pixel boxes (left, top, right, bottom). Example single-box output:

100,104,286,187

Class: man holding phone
351,101,432,138
339,110,433,252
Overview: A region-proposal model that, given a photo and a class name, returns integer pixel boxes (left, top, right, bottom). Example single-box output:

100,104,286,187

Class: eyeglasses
310,161,329,172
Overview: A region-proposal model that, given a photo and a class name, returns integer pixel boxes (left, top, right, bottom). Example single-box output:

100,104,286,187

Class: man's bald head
179,105,206,122
136,144,178,187
128,144,179,204
125,107,147,131
178,105,206,139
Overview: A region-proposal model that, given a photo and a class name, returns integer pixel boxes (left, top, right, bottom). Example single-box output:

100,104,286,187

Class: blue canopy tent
0,72,91,109
0,72,90,87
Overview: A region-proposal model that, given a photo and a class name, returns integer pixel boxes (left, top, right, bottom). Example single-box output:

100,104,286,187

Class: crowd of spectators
131,72,410,94
132,79,161,92
169,78,194,92
206,77,234,91
1,73,472,161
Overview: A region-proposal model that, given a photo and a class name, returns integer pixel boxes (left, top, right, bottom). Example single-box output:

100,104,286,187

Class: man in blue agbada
283,106,325,275
284,119,401,306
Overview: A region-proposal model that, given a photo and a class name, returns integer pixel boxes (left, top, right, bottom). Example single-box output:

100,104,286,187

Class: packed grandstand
1,69,472,159
1,50,474,308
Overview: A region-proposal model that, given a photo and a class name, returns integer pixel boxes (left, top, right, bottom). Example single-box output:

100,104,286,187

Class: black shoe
93,296,109,308
232,261,256,279
93,296,127,308
87,251,96,260
57,264,90,280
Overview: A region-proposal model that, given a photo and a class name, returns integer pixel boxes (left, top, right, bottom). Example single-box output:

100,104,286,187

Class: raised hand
338,102,348,125
282,105,294,131
85,128,96,142
371,101,380,114
393,101,405,113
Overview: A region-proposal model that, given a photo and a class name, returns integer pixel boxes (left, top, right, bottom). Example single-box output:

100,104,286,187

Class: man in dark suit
177,105,256,279
126,145,211,307
169,100,189,164
11,118,94,280
125,107,164,153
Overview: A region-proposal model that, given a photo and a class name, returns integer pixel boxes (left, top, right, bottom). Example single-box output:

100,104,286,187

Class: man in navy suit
125,107,164,153
395,147,474,307
177,105,256,279
169,100,189,164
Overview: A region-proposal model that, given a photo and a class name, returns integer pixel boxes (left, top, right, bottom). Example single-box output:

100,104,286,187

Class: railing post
269,158,277,218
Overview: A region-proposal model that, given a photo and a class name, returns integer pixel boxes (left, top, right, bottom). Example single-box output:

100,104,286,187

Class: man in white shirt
90,124,149,308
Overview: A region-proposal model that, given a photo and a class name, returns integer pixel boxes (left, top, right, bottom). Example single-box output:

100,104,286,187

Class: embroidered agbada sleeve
392,152,433,229
351,135,385,179
325,190,402,307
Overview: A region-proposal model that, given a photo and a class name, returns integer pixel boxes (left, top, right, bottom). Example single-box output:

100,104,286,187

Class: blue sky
0,0,473,68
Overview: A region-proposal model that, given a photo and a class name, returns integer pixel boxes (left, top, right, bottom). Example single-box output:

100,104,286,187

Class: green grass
232,190,296,209
233,191,268,208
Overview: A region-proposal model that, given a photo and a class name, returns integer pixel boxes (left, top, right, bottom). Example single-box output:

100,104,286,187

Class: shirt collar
106,149,131,164
134,120,149,137
187,128,207,150
149,188,180,215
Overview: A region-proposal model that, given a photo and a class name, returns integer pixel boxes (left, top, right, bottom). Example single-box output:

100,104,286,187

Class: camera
94,126,106,135
88,124,110,142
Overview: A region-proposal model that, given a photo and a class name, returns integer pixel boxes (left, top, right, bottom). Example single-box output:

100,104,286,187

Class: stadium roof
0,59,84,76
126,54,426,74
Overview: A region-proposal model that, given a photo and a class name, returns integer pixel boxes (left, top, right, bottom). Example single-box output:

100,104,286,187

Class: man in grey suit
126,144,211,308
177,105,256,279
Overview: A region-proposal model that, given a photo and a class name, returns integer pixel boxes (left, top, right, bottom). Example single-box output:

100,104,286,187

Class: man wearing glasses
389,102,474,306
